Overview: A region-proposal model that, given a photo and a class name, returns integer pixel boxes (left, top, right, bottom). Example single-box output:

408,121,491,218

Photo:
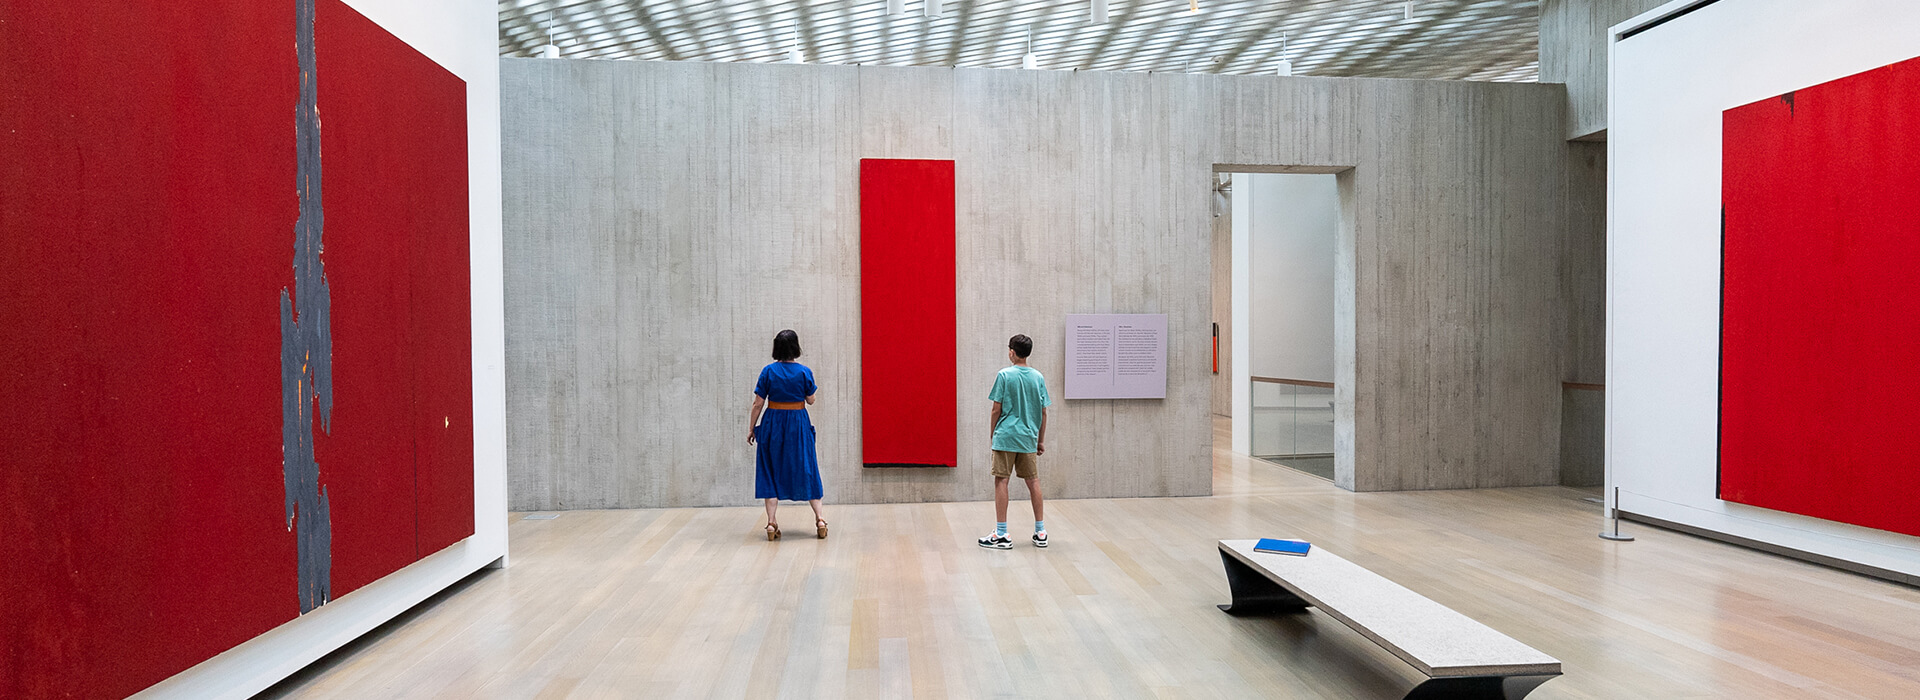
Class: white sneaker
1031,532,1048,548
977,532,1013,549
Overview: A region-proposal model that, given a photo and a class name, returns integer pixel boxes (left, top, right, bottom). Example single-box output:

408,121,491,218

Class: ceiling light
1091,0,1108,24
1023,25,1039,69
540,12,560,58
1276,32,1292,76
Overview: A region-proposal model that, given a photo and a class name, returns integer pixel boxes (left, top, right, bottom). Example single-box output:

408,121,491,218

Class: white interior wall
1243,173,1339,382
132,0,507,697
1229,172,1338,456
1231,185,1252,455
1610,0,1920,577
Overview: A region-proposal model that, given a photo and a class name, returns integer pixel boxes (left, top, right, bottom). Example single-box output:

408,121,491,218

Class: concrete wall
1540,0,1673,140
1562,142,1608,385
503,59,1574,507
1560,388,1605,487
1543,0,1635,485
1558,141,1608,487
1210,176,1233,418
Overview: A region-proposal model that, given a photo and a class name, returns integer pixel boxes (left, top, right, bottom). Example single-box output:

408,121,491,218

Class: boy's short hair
772,329,802,361
1008,334,1033,359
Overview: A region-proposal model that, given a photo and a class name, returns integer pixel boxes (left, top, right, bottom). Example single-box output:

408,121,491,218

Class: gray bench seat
1217,539,1561,700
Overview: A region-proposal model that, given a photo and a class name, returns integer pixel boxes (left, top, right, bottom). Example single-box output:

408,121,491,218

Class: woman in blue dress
747,329,826,540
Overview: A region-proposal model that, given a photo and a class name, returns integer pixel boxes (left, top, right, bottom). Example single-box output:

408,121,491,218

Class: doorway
1212,170,1342,482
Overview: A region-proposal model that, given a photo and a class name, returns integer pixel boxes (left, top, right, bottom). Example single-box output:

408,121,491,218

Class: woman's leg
809,499,826,538
764,498,778,526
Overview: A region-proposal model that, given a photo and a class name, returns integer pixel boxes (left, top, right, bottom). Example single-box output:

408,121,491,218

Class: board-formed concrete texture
1539,0,1672,140
502,59,1574,508
1209,182,1233,419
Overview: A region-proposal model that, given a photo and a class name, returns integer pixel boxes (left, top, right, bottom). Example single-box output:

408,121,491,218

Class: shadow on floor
251,566,500,699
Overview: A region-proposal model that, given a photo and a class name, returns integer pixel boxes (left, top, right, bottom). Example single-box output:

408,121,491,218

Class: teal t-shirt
989,365,1051,453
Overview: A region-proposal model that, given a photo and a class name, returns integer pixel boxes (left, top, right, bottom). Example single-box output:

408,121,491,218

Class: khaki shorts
991,450,1038,479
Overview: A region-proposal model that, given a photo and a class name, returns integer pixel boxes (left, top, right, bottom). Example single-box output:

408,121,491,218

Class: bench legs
1403,674,1557,700
1217,550,1311,616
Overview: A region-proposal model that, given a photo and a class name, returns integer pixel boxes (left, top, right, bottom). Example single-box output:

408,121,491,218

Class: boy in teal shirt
979,334,1052,549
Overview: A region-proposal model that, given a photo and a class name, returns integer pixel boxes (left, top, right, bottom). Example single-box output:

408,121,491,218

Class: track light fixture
1091,0,1108,24
1275,32,1292,76
1023,25,1039,69
539,11,560,58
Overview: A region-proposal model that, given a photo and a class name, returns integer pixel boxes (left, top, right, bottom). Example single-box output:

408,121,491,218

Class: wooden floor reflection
264,418,1920,699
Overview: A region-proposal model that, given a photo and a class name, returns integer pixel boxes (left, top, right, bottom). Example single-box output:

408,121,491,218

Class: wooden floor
265,419,1920,699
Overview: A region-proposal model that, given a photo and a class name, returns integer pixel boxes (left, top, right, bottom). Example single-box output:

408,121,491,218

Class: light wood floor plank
260,418,1920,699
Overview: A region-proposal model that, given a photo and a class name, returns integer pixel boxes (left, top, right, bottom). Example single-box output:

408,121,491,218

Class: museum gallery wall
1611,0,1920,579
0,1,475,696
502,59,1577,508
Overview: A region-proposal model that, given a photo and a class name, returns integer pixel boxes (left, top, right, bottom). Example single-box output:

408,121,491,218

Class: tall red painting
1720,55,1920,537
860,159,958,468
0,1,473,697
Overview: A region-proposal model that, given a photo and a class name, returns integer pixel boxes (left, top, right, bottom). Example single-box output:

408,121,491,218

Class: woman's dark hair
1009,334,1033,359
772,329,802,361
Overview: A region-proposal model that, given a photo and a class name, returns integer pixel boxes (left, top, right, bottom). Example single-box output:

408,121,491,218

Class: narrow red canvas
1720,54,1920,537
859,159,958,468
0,1,472,696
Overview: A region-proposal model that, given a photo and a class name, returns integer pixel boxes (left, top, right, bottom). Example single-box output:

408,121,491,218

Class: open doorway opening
1213,170,1341,482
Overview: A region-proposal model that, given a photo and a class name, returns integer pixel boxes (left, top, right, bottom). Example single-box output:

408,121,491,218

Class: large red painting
0,1,473,697
1720,55,1920,537
859,159,958,468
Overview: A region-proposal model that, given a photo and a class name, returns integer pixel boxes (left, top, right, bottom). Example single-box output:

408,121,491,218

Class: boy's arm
1037,407,1047,455
990,401,1003,440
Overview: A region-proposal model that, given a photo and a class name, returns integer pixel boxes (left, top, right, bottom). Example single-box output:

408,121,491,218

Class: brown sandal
816,519,828,540
766,523,781,541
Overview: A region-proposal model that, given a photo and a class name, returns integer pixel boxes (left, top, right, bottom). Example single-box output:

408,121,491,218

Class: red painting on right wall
1720,54,1920,537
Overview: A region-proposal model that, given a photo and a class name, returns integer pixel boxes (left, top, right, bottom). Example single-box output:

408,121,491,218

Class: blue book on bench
1254,538,1311,556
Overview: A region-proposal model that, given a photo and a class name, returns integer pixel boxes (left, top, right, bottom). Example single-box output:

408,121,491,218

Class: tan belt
767,401,806,410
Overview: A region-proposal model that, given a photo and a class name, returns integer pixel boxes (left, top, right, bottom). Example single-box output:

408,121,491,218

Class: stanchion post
1599,485,1635,542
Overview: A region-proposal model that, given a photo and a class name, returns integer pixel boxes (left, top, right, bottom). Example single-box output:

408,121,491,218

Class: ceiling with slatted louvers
499,0,1541,82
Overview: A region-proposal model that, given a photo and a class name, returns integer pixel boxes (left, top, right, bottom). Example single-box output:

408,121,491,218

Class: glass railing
1251,377,1335,479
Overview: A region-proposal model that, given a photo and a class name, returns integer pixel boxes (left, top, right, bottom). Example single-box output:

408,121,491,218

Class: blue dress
755,362,824,501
